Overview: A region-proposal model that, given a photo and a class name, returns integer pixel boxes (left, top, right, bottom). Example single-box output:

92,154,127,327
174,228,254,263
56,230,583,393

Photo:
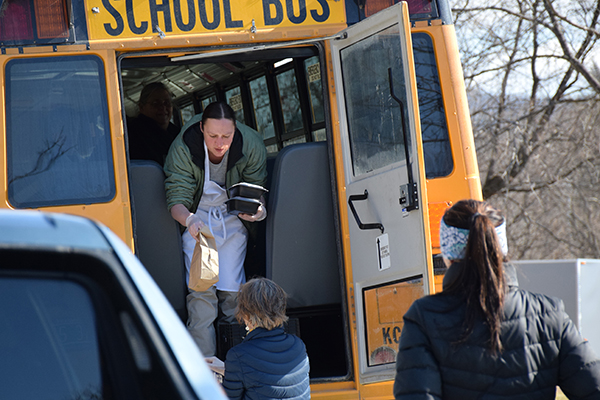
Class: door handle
348,190,384,234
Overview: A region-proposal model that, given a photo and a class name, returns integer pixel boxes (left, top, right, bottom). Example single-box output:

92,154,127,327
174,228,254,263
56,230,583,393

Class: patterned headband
440,218,508,260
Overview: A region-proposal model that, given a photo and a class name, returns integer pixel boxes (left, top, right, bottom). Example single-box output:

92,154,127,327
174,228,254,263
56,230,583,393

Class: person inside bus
221,277,310,400
394,199,600,400
127,82,179,166
164,101,267,357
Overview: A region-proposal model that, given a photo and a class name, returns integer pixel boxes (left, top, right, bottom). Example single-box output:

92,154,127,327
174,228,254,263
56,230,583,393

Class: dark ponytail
442,200,506,354
201,101,236,125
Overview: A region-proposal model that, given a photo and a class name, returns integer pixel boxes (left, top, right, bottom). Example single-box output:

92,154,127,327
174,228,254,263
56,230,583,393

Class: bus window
312,128,327,142
276,69,304,137
304,57,327,142
180,103,196,126
340,24,408,176
412,33,453,178
304,57,325,126
201,95,217,111
6,55,115,208
249,75,276,143
283,136,307,147
225,86,244,123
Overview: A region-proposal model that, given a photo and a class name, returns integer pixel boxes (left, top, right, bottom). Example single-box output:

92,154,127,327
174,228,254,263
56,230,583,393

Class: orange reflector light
0,0,34,41
364,0,394,18
33,0,69,39
406,0,433,14
428,201,452,252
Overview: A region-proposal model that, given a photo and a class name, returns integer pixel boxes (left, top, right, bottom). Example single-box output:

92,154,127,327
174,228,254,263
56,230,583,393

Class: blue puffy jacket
223,327,310,400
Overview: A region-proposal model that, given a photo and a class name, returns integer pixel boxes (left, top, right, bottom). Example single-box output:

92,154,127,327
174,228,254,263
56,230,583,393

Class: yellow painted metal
400,1,434,297
415,23,482,255
324,38,361,390
434,273,444,293
0,58,5,203
7,45,87,54
84,0,346,44
310,381,359,399
0,50,134,251
356,380,395,399
87,25,347,51
418,24,482,205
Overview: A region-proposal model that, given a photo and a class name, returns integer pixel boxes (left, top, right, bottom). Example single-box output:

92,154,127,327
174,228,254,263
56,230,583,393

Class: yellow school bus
0,0,481,397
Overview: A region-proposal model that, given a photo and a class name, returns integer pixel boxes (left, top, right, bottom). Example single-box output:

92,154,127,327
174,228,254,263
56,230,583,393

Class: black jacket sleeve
394,302,443,400
557,304,600,400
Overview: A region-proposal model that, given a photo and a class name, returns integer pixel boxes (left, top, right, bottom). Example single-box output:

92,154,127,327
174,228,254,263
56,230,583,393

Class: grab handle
348,190,384,234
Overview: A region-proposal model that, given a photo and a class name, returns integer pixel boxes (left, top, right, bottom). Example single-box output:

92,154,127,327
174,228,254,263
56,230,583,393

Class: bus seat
129,160,187,321
243,153,278,280
265,152,278,192
266,142,341,308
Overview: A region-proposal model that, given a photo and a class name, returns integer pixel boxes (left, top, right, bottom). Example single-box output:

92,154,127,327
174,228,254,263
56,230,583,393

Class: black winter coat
394,263,600,400
127,114,178,166
223,327,310,400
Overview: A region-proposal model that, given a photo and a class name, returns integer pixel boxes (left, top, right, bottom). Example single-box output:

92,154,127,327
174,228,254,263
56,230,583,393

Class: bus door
329,2,433,383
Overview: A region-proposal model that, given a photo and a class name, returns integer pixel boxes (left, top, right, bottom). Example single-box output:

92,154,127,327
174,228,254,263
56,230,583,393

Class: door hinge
399,183,419,211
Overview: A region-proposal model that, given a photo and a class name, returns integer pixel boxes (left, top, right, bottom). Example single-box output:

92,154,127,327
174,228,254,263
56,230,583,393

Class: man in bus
127,82,179,167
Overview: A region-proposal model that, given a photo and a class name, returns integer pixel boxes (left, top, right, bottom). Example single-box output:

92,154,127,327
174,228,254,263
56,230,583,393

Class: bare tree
452,0,600,258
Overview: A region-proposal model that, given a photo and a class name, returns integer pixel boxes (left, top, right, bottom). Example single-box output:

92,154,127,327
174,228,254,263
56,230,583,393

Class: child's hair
442,199,506,354
236,277,289,330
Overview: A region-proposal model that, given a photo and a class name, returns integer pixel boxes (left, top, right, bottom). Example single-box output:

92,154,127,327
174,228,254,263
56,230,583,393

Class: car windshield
0,277,102,399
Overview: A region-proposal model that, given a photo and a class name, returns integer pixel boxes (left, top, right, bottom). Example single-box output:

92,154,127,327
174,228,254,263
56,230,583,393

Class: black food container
227,182,268,199
226,197,262,215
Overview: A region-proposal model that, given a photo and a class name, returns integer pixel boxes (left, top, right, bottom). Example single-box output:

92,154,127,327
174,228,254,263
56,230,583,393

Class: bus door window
341,25,409,176
304,56,326,142
412,33,453,178
6,56,115,208
249,75,277,153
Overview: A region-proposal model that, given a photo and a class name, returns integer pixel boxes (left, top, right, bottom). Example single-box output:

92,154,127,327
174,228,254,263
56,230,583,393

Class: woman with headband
394,199,600,400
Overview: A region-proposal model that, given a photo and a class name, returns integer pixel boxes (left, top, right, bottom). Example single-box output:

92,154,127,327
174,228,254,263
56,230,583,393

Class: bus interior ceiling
121,48,350,380
120,46,327,152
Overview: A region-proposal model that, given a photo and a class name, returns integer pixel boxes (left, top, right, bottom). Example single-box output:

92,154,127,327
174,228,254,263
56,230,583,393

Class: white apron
182,144,248,292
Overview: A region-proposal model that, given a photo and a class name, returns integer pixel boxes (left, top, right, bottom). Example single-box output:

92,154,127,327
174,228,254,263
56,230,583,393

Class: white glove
238,200,267,222
253,204,266,221
186,213,205,240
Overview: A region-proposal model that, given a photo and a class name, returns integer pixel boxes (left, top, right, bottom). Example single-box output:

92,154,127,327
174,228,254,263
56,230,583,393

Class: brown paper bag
188,225,219,292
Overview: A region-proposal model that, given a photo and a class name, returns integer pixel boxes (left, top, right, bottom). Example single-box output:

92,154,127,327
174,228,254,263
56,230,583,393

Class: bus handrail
389,67,419,212
348,190,385,234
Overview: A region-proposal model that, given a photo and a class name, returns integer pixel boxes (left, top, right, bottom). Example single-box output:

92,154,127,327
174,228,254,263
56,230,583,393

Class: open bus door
329,2,434,384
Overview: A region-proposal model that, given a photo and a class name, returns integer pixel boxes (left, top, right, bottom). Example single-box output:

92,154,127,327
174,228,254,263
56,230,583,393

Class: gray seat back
266,142,341,308
129,160,187,320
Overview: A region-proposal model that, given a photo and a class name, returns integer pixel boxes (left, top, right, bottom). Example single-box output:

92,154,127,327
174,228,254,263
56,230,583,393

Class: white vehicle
0,210,227,400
